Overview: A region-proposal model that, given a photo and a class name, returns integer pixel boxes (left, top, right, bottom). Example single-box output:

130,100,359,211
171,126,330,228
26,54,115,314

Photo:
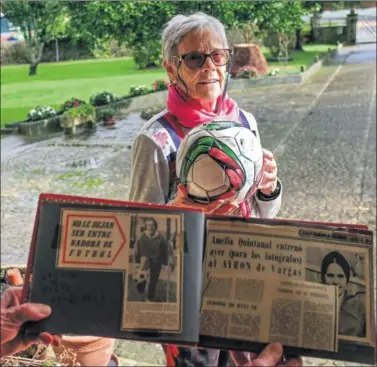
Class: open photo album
22,193,376,365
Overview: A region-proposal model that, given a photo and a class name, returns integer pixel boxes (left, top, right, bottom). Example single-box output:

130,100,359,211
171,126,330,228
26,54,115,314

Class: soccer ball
133,265,149,286
176,120,264,204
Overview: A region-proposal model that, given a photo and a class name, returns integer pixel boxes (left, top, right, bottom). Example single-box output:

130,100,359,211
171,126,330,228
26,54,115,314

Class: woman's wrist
257,180,281,201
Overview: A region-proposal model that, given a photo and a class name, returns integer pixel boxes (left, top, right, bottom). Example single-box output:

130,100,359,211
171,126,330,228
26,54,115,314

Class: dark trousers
162,346,234,367
146,259,162,301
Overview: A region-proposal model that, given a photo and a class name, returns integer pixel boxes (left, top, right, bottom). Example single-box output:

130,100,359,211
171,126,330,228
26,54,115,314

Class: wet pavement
1,44,376,366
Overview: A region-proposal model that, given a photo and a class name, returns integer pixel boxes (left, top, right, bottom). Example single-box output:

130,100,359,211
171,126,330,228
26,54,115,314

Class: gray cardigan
129,108,282,218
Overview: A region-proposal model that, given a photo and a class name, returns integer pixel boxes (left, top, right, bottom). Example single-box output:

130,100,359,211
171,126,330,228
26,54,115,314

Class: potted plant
59,98,87,115
52,336,115,366
61,104,96,135
98,108,116,127
89,91,117,107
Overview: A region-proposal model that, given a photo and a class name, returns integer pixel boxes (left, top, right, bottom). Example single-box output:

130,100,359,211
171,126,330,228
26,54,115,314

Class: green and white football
176,120,264,204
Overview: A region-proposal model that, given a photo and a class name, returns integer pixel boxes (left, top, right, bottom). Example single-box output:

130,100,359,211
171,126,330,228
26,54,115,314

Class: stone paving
1,44,376,366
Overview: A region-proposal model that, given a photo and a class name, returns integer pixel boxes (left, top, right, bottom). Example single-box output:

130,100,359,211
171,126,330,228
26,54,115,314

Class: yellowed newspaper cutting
56,208,184,333
201,273,338,352
203,219,374,346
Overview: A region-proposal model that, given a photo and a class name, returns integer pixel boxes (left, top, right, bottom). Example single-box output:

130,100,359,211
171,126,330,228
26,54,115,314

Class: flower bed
5,78,169,129
27,106,57,122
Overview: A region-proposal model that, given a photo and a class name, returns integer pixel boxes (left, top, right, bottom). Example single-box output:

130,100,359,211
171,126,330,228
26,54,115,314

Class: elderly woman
129,11,296,367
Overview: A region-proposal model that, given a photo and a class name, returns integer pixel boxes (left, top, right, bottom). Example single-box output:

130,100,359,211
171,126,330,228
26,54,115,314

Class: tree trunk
55,38,60,62
29,63,38,76
28,42,44,76
295,28,304,50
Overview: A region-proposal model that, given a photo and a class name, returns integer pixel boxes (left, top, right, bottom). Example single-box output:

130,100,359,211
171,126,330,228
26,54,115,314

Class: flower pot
5,268,24,286
53,336,115,366
108,353,120,366
61,114,96,129
104,119,116,127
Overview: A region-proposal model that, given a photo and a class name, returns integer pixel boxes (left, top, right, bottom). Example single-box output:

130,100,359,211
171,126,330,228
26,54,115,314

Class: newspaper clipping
201,273,338,352
123,213,183,332
203,219,374,349
56,208,183,333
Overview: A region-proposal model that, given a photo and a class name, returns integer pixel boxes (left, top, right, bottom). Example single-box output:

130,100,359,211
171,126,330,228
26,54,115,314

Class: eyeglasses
175,49,232,70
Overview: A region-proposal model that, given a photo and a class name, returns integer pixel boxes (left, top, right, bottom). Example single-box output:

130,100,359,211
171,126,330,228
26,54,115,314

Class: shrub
236,66,258,79
238,70,250,79
152,80,169,92
59,98,87,113
27,106,57,121
141,107,163,121
226,22,264,49
129,85,152,97
268,68,280,76
1,38,94,65
66,104,96,119
132,40,163,69
89,91,116,107
41,37,94,63
93,40,131,59
1,41,30,65
98,108,116,121
264,32,296,58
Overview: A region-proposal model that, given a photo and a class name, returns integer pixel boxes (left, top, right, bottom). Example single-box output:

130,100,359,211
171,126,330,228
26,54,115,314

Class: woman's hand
1,287,61,357
230,343,302,367
172,184,240,215
258,149,278,196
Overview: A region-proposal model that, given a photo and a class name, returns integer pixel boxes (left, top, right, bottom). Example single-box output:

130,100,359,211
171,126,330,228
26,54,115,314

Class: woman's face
324,262,347,297
146,221,157,235
165,28,227,103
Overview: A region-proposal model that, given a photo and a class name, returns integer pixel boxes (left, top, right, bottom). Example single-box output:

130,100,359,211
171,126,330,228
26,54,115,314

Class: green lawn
0,44,336,127
1,57,166,126
264,44,337,73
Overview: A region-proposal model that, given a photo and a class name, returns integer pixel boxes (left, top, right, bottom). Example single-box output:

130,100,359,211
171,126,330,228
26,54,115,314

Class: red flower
73,101,80,107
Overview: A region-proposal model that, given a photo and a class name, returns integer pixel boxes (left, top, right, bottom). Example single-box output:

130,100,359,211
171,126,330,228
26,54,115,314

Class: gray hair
162,12,228,62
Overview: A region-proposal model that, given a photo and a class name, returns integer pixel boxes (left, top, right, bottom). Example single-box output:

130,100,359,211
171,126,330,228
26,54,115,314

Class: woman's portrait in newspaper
320,251,366,338
306,248,367,339
127,214,179,303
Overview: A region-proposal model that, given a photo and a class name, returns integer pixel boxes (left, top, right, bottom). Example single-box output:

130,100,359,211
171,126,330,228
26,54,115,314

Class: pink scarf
166,84,240,128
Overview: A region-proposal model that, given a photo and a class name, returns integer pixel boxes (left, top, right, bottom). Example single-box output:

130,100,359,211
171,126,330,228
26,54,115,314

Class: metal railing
357,15,377,43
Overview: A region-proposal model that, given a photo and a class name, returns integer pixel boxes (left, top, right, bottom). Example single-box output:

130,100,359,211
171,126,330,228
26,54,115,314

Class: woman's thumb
10,303,51,325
